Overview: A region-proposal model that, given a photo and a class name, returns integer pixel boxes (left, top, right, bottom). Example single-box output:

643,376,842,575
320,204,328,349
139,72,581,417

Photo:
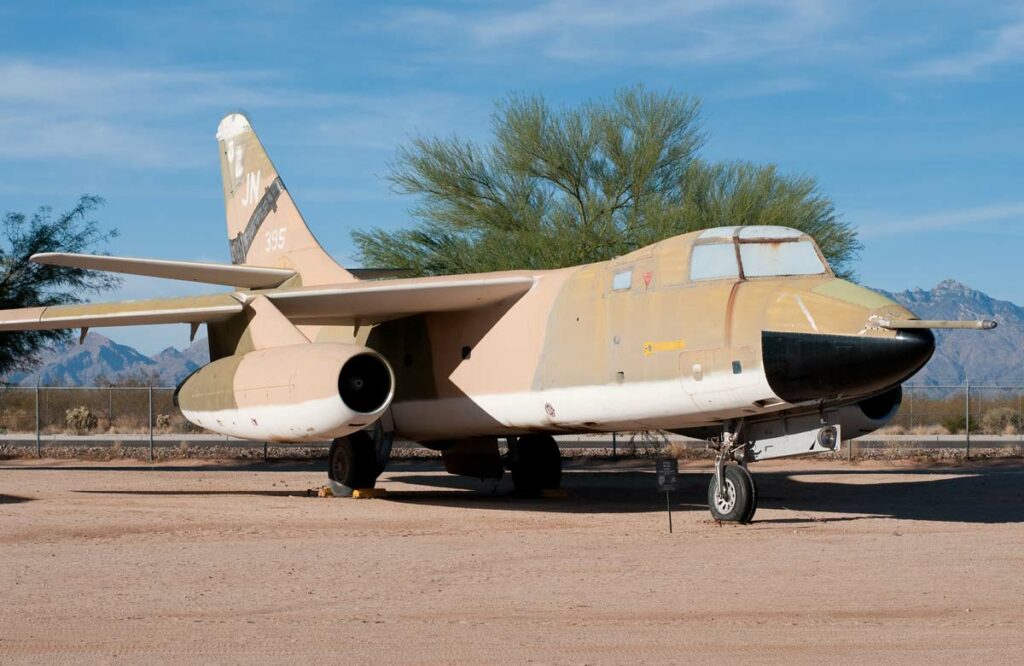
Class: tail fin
216,113,356,286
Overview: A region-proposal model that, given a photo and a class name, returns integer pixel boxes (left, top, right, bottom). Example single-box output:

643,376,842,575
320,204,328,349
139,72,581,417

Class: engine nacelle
833,386,903,438
174,343,394,442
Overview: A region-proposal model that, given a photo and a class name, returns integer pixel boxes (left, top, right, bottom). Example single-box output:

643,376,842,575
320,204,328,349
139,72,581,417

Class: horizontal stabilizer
264,274,535,324
0,294,242,331
31,253,296,289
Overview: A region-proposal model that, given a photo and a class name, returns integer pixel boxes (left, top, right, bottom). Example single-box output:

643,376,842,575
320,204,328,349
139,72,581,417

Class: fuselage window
612,269,632,291
739,240,826,278
690,243,740,281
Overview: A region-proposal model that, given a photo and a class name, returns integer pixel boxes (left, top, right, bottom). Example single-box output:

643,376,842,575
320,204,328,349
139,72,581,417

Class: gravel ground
1,457,1022,664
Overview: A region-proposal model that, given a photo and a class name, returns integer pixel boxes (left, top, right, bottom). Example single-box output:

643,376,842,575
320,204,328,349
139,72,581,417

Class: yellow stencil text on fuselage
642,339,687,356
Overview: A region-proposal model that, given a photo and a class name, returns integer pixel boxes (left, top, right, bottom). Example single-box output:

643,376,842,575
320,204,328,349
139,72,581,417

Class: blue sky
1,1,1022,354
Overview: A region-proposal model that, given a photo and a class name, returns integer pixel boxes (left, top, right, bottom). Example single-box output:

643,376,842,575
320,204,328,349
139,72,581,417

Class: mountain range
881,280,1024,386
4,334,209,386
1,280,1017,387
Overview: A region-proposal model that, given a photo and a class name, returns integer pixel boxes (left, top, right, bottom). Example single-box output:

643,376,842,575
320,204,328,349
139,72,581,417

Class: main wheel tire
328,431,378,491
510,434,562,495
707,464,755,523
737,464,758,524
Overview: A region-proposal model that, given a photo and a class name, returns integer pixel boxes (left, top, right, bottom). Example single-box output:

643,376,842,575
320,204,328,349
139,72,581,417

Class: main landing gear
506,434,562,495
707,427,758,523
328,425,393,495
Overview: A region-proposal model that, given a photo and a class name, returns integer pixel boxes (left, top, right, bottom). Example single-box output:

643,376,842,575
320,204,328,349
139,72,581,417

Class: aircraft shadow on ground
0,461,326,474
385,468,1024,524
0,493,34,504
74,489,300,498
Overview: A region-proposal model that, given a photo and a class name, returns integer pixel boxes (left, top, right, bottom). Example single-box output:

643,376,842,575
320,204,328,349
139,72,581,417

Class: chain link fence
3,381,1024,460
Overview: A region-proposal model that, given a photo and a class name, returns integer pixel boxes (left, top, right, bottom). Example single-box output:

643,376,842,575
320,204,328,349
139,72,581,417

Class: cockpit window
739,240,826,278
690,243,740,281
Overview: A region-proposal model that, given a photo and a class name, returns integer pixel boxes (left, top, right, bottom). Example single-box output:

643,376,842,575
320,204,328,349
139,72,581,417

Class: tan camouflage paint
216,113,352,286
0,113,929,447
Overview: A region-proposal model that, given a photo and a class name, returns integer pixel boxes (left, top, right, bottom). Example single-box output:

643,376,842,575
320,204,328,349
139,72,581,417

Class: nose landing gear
708,427,758,523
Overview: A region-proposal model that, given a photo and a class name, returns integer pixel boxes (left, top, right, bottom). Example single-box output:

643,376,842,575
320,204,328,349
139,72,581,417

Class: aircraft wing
0,294,243,331
0,274,535,331
31,253,296,289
263,274,536,324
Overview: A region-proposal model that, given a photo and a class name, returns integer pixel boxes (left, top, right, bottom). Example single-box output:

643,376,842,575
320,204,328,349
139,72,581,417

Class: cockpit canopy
690,226,829,282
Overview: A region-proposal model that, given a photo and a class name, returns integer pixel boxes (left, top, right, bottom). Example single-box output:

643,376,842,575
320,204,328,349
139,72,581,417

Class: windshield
739,240,826,278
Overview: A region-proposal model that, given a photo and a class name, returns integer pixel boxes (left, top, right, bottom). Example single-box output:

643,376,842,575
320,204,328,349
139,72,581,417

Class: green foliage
354,86,861,277
941,413,979,435
65,405,98,434
0,196,119,375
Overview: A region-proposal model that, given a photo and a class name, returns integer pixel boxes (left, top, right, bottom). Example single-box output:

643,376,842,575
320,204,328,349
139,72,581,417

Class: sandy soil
1,457,1022,664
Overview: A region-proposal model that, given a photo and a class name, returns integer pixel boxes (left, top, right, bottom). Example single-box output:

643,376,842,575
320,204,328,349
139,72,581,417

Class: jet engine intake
834,386,903,437
175,343,394,442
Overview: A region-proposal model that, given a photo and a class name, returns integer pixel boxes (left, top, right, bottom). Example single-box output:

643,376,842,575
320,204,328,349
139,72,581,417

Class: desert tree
0,196,120,377
354,86,860,278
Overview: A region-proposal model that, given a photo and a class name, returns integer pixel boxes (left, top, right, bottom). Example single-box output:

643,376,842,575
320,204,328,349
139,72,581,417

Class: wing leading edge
263,274,536,324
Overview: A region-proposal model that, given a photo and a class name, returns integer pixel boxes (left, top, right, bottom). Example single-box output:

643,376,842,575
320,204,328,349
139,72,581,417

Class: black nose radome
762,329,935,403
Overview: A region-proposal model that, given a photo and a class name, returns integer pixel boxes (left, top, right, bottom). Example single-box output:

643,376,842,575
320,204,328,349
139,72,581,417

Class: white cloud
383,0,845,67
0,60,338,167
903,19,1024,78
857,202,1024,237
310,92,488,151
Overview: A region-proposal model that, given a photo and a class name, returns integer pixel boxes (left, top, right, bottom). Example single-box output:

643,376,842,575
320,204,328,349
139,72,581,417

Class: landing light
817,426,838,450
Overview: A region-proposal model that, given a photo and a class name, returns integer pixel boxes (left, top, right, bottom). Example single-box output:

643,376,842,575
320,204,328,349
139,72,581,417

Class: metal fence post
34,383,40,458
148,385,154,462
965,378,971,460
908,387,914,431
108,387,113,425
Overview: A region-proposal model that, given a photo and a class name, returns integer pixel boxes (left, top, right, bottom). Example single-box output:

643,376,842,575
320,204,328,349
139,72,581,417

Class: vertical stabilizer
216,113,355,285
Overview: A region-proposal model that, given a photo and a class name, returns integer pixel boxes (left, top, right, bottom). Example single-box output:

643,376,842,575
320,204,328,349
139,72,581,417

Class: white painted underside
393,370,782,441
182,368,783,444
181,394,376,443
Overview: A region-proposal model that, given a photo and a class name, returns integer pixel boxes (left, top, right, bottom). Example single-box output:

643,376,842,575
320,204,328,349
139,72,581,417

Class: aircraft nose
761,328,935,403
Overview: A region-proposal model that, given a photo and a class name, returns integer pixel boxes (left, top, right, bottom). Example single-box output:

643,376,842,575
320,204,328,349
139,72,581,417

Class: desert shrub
626,430,669,455
910,424,948,435
65,406,98,434
941,414,979,435
155,414,171,429
980,407,1020,434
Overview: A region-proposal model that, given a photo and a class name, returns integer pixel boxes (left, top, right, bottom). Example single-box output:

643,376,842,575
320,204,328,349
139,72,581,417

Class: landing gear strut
327,425,393,495
507,434,562,495
708,427,758,523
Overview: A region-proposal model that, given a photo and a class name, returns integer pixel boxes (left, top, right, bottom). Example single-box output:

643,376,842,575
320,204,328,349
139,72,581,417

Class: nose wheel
708,463,757,523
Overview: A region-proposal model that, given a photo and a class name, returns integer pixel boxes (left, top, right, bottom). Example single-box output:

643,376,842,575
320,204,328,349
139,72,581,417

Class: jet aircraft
0,114,995,522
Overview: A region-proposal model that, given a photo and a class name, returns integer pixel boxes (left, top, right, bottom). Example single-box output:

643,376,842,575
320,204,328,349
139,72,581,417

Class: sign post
656,458,679,533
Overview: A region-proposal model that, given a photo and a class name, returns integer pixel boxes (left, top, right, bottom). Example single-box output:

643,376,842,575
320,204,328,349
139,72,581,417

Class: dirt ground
1,458,1022,664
